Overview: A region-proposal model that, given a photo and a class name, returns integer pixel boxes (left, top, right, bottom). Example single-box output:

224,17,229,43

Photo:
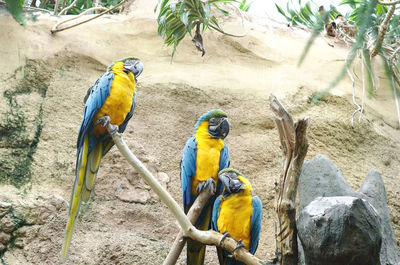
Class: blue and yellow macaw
212,168,262,265
180,109,230,265
61,57,143,261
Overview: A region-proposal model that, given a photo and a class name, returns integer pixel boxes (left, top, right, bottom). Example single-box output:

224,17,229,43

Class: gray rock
298,155,400,265
157,172,170,189
298,196,382,265
1,215,15,233
115,181,150,204
0,232,10,244
0,243,4,252
13,195,62,225
0,201,11,218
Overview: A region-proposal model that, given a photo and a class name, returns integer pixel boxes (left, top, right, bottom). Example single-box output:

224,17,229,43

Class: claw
109,124,119,135
219,232,230,247
97,116,111,128
97,116,119,135
232,239,245,253
196,178,216,195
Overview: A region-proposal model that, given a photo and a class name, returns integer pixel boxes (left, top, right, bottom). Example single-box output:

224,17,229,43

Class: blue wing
180,136,197,208
249,196,262,254
217,145,230,196
119,93,136,133
211,195,222,232
76,71,113,168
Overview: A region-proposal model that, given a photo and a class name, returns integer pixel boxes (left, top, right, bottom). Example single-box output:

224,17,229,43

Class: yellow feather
61,135,89,262
217,175,253,250
192,121,225,195
93,62,136,136
83,142,103,202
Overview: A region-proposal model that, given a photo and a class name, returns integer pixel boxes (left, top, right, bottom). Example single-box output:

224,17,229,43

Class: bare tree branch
377,0,400,5
54,0,60,15
58,0,77,15
163,189,214,265
51,0,126,34
104,123,266,265
371,4,396,57
269,95,310,265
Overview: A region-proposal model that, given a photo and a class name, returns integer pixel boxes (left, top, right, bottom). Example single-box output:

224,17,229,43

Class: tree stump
269,95,310,265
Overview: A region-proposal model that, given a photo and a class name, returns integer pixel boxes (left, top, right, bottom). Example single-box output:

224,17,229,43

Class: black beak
208,118,230,139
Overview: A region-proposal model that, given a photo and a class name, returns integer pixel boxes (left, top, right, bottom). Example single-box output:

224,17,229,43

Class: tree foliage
155,0,251,58
5,0,25,25
276,0,400,126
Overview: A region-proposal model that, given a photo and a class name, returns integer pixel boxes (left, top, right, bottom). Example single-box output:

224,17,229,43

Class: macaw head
218,168,252,198
194,109,230,139
113,57,144,80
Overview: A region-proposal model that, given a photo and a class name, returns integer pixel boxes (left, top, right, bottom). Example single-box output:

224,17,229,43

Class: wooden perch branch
269,95,310,265
163,189,214,265
105,124,265,265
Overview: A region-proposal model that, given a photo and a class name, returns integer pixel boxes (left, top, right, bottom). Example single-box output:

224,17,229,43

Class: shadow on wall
0,59,52,187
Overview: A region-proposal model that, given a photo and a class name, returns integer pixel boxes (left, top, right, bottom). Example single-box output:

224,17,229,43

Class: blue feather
180,136,197,207
249,196,262,254
212,195,222,232
76,71,114,171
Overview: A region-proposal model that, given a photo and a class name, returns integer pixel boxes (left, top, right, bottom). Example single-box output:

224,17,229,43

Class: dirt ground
1,0,400,264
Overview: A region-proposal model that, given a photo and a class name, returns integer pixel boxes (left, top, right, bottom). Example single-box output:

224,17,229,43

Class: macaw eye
227,172,238,180
124,61,132,67
209,117,226,126
209,117,218,125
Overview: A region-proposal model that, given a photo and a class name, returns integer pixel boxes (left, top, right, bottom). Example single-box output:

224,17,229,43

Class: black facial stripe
209,117,226,126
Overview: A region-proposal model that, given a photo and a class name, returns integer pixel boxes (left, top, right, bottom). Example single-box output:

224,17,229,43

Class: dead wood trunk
269,95,310,265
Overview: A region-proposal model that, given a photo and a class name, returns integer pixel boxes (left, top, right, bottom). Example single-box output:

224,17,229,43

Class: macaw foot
97,116,119,135
196,178,216,195
219,232,231,247
232,239,245,253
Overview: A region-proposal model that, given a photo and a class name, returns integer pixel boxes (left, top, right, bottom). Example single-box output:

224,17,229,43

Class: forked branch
163,189,214,265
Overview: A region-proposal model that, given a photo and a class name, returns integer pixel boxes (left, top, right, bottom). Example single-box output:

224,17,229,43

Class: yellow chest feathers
217,193,253,250
93,62,136,136
192,121,225,195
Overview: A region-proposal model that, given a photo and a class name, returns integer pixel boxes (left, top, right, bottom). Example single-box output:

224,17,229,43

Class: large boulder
297,154,400,265
298,196,381,265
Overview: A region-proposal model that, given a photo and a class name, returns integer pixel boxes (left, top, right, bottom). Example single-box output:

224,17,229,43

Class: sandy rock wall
0,2,400,263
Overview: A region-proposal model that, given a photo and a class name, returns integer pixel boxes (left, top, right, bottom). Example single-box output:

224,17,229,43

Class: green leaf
180,10,190,26
275,3,291,21
5,0,25,25
170,2,176,13
311,0,378,102
213,3,230,16
362,48,374,96
298,9,328,66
